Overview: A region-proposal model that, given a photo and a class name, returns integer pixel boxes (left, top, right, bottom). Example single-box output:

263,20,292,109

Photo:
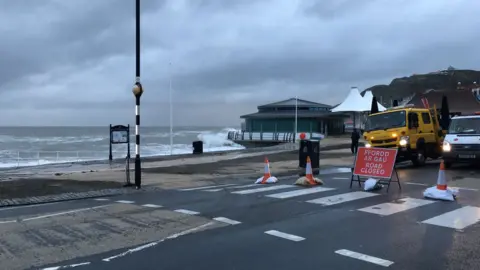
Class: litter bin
192,141,203,154
298,139,320,169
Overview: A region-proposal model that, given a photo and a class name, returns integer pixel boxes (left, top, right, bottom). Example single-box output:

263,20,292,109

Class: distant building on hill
240,98,348,135
408,88,480,114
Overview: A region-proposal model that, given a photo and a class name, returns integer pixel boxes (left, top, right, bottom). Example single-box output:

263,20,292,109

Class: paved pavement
2,162,480,270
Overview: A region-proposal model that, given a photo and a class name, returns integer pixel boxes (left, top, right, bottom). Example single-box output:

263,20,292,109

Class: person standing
351,128,360,154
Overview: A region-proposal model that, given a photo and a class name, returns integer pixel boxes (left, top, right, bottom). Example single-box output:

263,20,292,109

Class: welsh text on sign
353,147,397,179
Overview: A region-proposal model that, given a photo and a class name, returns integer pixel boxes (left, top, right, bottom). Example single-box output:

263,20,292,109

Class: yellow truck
363,105,445,166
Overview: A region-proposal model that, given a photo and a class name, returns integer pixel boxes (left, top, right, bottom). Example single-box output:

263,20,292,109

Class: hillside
363,67,480,105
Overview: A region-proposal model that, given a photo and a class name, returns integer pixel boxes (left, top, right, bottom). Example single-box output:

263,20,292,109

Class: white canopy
332,87,376,112
362,90,387,111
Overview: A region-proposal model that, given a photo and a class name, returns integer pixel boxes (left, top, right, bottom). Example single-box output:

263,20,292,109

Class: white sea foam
0,127,244,169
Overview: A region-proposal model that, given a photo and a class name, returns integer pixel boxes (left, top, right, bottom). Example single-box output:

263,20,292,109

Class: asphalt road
4,161,480,270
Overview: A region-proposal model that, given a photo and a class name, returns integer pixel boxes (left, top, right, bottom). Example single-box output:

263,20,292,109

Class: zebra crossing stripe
231,185,294,195
357,197,435,216
421,206,480,230
307,191,379,206
266,187,335,199
229,184,259,189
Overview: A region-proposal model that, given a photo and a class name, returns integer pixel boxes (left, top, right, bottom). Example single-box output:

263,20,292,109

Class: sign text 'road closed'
353,147,397,179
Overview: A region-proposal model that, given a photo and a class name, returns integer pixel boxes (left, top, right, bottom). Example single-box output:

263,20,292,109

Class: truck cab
442,113,480,168
363,105,444,166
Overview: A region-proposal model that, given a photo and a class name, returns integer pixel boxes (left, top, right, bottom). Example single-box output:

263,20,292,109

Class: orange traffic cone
294,156,324,186
305,157,317,185
423,160,457,201
261,157,272,184
436,160,447,190
255,157,278,184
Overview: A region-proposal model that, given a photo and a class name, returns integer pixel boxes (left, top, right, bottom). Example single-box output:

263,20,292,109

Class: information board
112,130,128,144
109,124,132,187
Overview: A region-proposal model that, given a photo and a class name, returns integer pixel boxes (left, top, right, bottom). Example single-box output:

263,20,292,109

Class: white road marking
142,204,162,208
0,220,17,224
0,201,60,212
266,186,335,199
232,185,294,195
307,191,379,206
421,206,480,230
213,217,242,225
179,184,238,191
102,221,215,262
116,200,135,204
22,204,111,222
93,198,110,201
203,189,222,192
333,177,350,180
450,187,479,192
405,182,428,186
357,197,435,216
42,261,91,269
174,209,200,215
264,230,305,242
335,249,394,267
229,184,259,189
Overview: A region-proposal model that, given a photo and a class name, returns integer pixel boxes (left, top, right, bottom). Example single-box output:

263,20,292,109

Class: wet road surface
3,161,479,270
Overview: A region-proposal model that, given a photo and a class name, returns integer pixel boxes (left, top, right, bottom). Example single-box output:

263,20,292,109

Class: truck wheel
412,149,427,166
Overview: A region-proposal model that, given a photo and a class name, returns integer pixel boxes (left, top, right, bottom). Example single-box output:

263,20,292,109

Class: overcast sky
1,0,479,127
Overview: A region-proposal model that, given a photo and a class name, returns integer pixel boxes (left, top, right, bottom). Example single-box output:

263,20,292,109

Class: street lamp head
132,82,143,97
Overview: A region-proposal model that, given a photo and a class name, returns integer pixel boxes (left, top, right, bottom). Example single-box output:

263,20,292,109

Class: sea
0,126,244,169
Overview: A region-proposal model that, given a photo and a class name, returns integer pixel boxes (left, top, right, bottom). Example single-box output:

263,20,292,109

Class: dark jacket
351,131,360,142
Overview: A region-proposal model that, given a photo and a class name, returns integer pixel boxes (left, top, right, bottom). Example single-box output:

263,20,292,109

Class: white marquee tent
332,87,384,112
362,90,387,111
332,87,386,130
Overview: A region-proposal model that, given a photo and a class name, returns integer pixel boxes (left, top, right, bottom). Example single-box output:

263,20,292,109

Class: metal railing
227,131,324,142
1,150,126,168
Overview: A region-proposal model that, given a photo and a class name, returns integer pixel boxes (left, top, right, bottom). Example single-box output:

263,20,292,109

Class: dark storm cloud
1,0,479,126
0,0,164,90
170,47,361,91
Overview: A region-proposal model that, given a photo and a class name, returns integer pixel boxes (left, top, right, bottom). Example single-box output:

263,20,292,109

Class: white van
442,113,480,168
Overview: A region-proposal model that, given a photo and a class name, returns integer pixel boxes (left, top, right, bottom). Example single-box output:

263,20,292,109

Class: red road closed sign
353,147,398,179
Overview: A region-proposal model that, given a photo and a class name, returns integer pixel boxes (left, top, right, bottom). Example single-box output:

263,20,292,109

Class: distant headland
362,66,480,113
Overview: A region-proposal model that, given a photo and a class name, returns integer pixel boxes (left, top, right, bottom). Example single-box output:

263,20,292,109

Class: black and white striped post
132,0,143,189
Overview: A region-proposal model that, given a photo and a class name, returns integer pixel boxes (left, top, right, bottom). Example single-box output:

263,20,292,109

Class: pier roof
257,98,332,109
240,111,348,119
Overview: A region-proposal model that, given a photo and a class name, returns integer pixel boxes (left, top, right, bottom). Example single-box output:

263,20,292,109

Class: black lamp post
132,0,143,189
